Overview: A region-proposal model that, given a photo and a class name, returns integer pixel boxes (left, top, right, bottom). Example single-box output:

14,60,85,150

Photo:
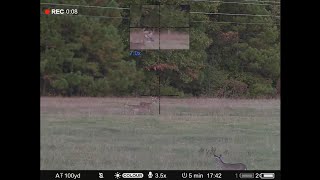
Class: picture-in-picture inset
160,28,189,49
130,5,160,27
130,28,159,50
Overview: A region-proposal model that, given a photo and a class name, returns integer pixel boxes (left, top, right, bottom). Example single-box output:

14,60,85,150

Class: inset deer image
130,28,159,50
143,28,155,43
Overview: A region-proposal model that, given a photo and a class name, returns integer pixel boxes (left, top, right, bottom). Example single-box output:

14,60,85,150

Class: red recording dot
44,9,50,15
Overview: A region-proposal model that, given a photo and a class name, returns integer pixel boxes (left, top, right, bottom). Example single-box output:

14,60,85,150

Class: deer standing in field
141,28,155,49
210,147,247,170
139,96,157,108
124,104,147,115
143,28,155,43
130,28,156,49
123,97,157,115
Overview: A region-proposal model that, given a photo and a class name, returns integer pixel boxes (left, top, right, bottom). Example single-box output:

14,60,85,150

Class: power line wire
40,12,279,20
190,0,280,6
40,3,130,10
191,21,279,25
40,3,280,21
190,11,280,18
40,13,279,25
40,13,129,19
244,0,280,4
40,1,280,11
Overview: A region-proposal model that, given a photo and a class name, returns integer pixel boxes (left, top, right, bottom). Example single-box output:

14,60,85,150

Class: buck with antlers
209,147,247,170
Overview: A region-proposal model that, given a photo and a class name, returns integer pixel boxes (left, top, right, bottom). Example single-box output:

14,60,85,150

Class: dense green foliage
40,0,280,98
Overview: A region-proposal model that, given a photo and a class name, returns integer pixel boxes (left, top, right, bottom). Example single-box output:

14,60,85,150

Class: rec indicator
43,8,78,15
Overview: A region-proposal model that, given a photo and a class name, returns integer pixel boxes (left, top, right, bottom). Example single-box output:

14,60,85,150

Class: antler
211,147,223,159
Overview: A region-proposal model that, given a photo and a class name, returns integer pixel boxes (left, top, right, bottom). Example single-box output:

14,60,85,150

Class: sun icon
114,172,121,179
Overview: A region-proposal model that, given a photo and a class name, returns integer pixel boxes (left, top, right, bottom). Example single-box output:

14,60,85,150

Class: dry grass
41,97,280,170
160,32,189,49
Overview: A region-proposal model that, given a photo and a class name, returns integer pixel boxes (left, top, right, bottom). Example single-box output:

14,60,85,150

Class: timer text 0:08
50,9,78,15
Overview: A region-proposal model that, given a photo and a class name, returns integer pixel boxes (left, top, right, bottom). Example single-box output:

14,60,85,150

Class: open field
40,97,280,170
160,31,189,49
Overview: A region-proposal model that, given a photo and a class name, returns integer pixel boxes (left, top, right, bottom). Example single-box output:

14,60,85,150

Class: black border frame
34,0,296,179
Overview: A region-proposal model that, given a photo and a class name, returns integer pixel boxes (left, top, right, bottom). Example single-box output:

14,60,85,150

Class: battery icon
260,173,275,179
239,173,254,179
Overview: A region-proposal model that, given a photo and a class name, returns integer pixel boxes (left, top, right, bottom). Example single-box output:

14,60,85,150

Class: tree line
40,0,280,98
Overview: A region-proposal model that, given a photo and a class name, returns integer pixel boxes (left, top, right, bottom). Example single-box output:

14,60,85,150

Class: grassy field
40,97,280,170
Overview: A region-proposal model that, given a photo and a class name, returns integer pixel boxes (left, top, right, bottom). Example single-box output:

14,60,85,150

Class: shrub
218,79,248,98
51,78,68,95
250,83,276,98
